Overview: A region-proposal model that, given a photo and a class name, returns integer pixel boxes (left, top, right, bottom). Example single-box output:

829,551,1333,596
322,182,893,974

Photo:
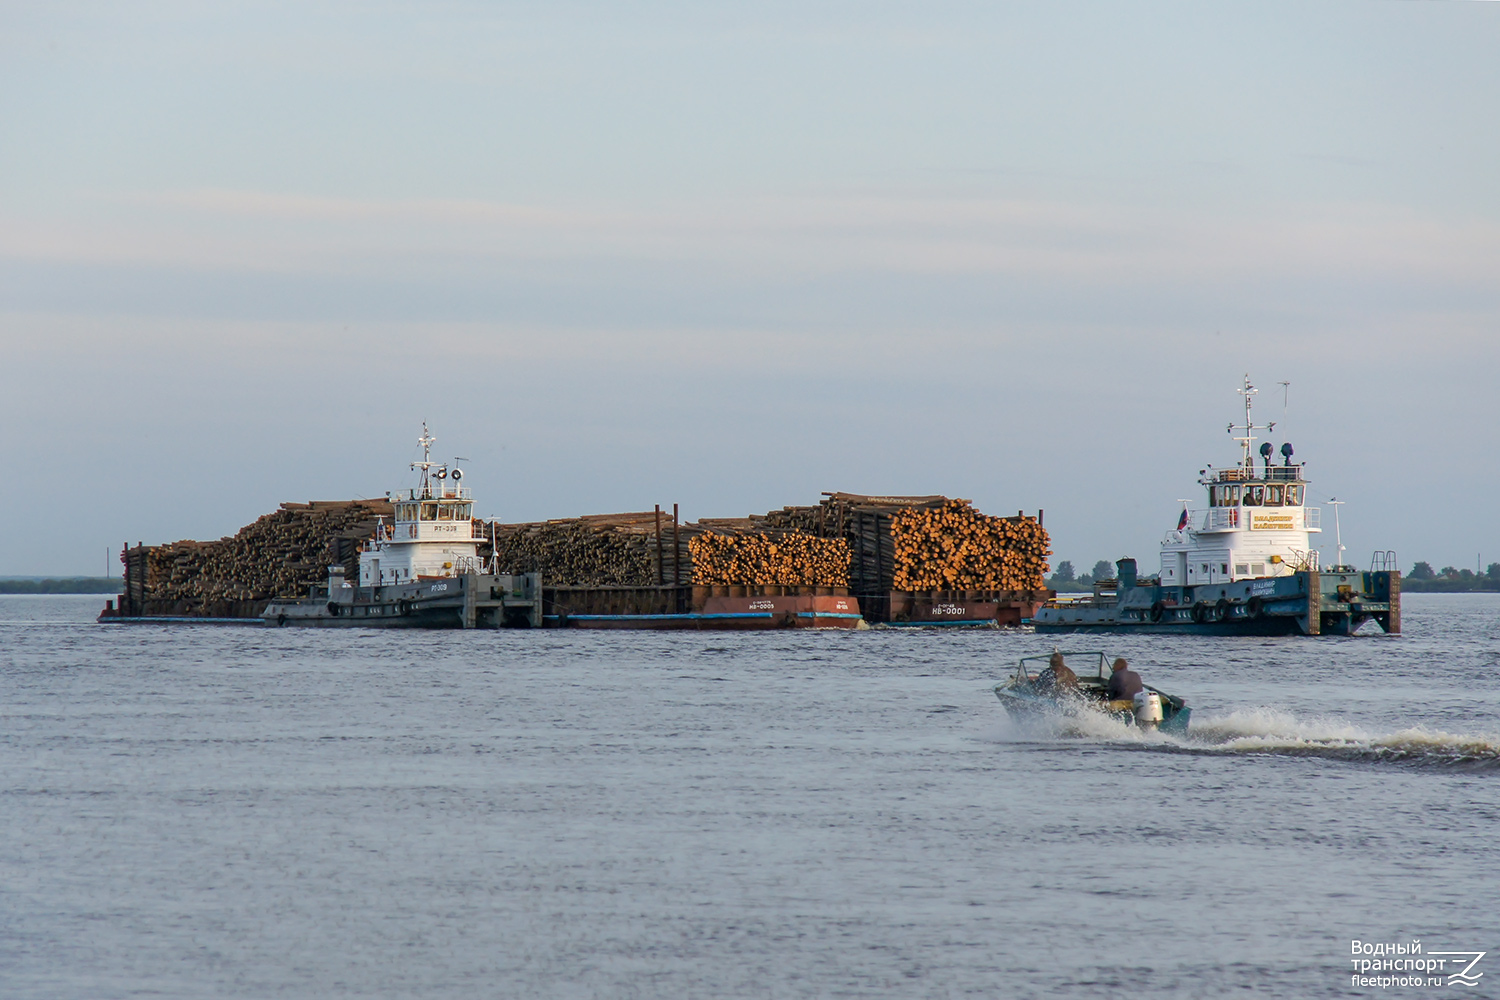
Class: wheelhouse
1159,377,1322,587
358,424,482,586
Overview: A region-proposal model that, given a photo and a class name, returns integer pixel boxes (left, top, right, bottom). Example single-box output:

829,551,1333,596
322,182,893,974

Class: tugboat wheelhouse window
1212,485,1243,507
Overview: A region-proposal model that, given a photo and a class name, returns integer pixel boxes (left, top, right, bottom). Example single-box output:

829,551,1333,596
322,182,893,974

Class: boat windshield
1016,652,1111,681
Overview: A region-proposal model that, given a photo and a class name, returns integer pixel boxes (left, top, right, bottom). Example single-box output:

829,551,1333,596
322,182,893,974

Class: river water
2,594,1496,998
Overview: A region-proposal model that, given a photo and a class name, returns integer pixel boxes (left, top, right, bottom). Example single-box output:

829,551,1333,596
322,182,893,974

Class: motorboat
994,651,1191,733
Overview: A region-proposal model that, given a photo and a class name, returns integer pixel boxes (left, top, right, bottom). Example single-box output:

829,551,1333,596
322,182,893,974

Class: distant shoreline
1400,579,1500,594
0,579,124,594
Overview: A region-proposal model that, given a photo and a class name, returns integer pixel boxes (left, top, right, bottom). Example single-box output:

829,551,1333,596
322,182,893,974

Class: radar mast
1229,374,1275,474
410,422,447,497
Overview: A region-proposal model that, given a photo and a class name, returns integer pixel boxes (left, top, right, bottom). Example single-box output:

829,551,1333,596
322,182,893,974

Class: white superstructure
359,424,481,586
1159,376,1322,588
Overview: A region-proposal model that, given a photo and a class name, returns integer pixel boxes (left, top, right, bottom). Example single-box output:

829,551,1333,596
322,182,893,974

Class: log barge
99,426,1052,631
1033,376,1399,636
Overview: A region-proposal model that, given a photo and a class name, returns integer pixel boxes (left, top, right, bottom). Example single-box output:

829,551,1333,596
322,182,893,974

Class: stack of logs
761,492,1049,595
135,500,392,615
688,531,850,587
683,493,1047,591
889,499,1050,591
480,511,695,587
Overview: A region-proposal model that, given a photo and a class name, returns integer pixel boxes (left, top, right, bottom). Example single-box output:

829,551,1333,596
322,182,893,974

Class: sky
3,0,1498,577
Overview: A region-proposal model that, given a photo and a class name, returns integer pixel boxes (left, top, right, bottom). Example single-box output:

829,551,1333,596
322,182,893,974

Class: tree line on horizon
0,578,124,594
1401,562,1500,592
1046,560,1116,592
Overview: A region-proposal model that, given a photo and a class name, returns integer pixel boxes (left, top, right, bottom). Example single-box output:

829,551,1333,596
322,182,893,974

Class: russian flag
1177,508,1189,530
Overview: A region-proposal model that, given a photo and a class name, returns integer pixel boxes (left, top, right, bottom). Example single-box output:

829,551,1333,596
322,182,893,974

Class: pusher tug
262,425,866,630
993,652,1191,733
1033,377,1399,636
262,425,544,628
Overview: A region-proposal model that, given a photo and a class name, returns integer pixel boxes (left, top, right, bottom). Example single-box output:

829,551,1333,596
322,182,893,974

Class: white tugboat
263,425,542,628
1034,377,1400,636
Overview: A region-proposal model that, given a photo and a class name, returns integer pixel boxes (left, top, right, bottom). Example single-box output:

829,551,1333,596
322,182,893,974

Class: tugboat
1034,377,1399,636
262,425,543,628
261,426,865,630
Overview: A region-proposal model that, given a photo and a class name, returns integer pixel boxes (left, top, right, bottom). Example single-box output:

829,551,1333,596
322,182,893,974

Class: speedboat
993,651,1191,733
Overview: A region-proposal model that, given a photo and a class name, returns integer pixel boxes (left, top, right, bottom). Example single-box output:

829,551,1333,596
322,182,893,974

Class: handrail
1184,505,1320,532
390,486,473,501
1214,465,1303,483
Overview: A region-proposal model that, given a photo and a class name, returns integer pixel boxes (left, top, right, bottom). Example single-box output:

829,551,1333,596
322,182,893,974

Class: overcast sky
3,0,1498,577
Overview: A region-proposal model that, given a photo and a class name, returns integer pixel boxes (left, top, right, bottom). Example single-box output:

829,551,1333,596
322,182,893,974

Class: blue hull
1035,618,1303,637
1033,568,1399,637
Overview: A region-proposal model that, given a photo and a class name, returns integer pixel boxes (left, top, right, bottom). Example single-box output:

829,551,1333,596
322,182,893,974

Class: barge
100,427,1060,631
1033,377,1399,637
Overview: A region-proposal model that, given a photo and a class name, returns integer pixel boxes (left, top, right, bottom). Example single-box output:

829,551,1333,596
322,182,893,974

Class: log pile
688,531,850,587
807,492,1049,594
681,493,1046,591
139,500,392,613
480,512,695,586
889,499,1050,591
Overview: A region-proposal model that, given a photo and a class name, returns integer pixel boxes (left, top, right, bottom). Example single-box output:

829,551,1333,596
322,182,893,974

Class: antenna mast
1228,374,1275,473
411,422,442,496
1327,497,1347,570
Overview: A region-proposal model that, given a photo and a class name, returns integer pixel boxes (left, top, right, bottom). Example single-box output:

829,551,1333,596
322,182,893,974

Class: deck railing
1214,465,1304,483
391,486,473,501
1190,506,1321,532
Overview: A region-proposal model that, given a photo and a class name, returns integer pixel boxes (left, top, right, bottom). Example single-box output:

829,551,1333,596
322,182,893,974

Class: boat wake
995,706,1500,769
1181,708,1500,768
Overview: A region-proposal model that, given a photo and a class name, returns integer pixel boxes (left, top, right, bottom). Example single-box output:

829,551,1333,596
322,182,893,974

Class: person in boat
1035,652,1078,694
1107,657,1144,700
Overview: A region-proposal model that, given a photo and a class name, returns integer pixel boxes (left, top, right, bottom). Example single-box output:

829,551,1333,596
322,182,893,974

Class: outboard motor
1133,690,1164,729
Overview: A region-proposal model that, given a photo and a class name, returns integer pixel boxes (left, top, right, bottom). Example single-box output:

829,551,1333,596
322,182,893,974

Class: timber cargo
814,492,1051,626
102,499,393,620
100,424,1054,631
